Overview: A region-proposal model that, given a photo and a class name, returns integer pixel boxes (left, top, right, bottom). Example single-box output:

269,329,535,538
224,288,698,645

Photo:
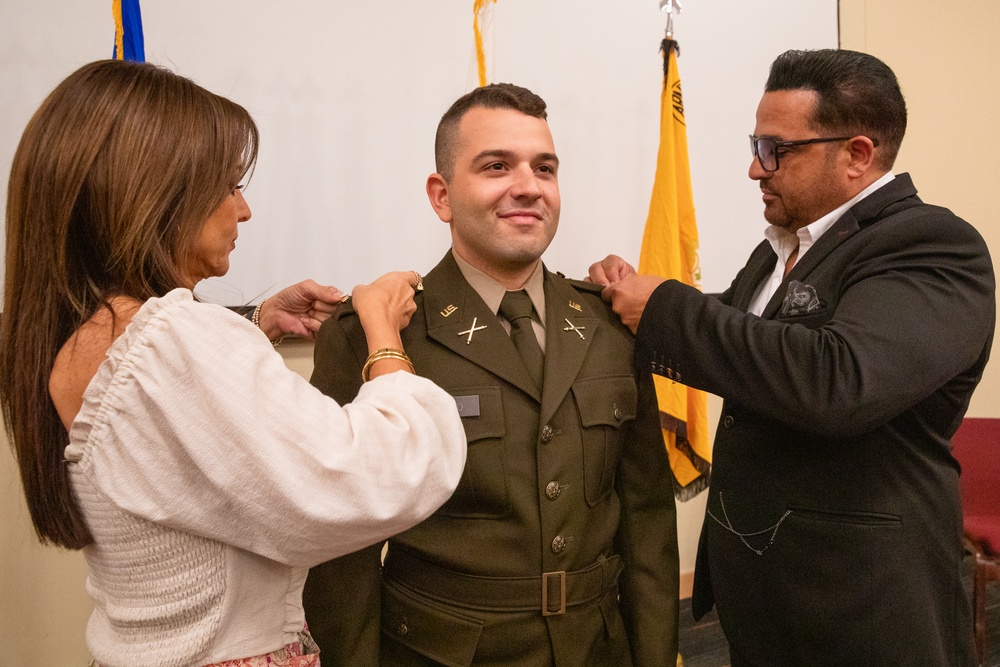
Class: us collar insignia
562,318,586,340
440,304,458,318
568,300,583,312
458,317,487,344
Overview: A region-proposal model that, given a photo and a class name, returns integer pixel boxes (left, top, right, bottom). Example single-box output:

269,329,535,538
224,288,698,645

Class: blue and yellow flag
112,0,145,62
638,39,711,501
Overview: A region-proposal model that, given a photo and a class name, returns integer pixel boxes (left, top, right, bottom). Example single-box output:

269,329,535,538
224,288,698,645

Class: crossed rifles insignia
451,300,587,344
562,318,586,340
457,317,488,345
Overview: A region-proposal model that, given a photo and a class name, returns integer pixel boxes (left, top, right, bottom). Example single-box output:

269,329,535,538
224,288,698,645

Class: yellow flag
638,39,711,500
473,0,499,87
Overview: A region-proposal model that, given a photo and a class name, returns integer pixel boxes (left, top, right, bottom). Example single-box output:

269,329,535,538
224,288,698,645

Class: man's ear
426,173,453,223
845,135,877,179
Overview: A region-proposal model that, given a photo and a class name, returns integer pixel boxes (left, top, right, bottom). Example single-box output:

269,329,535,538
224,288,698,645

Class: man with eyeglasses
591,49,993,665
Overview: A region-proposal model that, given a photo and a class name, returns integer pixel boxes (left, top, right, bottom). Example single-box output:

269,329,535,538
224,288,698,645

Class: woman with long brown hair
0,59,465,667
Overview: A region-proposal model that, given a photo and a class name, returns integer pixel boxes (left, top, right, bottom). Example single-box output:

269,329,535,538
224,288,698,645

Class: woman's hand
352,271,420,336
352,271,422,380
256,280,346,341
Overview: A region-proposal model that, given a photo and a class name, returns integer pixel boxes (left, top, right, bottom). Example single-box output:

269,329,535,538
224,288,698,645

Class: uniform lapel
422,253,541,400
540,271,596,425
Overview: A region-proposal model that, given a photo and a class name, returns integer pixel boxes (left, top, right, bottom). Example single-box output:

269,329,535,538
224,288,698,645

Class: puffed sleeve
67,289,466,567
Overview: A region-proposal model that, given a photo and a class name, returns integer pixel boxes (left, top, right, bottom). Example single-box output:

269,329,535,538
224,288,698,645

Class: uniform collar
451,250,546,324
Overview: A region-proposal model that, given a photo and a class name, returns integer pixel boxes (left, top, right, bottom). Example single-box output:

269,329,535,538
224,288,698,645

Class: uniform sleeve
615,368,680,666
74,298,466,567
302,313,385,662
309,307,366,406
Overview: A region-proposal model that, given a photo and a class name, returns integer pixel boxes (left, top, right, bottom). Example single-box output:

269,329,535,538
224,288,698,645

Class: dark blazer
303,252,679,666
636,174,994,666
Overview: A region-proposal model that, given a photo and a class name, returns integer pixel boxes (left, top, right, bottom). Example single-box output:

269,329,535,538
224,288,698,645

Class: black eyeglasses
749,135,878,172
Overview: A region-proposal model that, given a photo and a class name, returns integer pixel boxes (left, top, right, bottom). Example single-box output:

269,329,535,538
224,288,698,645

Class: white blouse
64,289,466,667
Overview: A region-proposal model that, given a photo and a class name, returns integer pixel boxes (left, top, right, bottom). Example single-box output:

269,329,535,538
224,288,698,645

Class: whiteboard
0,1,837,303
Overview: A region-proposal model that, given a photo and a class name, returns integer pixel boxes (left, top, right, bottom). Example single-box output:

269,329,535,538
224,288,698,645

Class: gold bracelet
362,348,414,382
251,299,284,348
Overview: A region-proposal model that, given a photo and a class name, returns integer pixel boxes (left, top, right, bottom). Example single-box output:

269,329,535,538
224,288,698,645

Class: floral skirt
204,629,321,667
89,629,321,667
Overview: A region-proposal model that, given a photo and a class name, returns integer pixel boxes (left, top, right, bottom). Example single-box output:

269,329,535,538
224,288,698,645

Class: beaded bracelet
251,299,284,348
362,348,414,382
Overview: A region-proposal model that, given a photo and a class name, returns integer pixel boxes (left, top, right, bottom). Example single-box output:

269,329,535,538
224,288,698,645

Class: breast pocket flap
572,375,638,428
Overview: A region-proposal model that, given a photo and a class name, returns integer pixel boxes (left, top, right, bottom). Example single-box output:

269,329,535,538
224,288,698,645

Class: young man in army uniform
303,83,679,666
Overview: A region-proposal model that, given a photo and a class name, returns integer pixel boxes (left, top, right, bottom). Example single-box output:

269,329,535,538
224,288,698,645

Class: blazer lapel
760,219,856,320
760,174,919,319
422,253,541,400
732,241,778,313
539,272,596,424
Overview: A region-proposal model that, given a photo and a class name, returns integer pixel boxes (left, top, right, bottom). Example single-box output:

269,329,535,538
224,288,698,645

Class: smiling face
426,106,560,287
749,89,855,232
181,186,252,287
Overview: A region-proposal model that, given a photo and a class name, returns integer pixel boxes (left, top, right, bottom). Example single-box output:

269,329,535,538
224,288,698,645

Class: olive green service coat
303,251,679,666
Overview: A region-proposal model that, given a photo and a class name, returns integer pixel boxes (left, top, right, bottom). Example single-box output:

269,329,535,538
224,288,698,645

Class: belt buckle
541,570,566,616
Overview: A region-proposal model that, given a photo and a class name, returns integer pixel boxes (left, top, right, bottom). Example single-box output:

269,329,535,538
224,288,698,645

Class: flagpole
659,0,683,38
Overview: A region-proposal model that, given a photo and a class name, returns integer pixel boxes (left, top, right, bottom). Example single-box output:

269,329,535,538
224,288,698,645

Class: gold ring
411,271,424,292
338,294,351,304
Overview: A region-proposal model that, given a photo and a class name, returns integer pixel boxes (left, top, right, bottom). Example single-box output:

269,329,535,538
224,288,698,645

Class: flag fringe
472,0,497,87
660,410,711,500
112,0,124,60
660,38,680,79
673,474,710,502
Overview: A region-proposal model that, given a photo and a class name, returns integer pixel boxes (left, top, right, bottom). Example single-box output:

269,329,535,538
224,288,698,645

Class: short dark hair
434,83,548,179
766,49,907,170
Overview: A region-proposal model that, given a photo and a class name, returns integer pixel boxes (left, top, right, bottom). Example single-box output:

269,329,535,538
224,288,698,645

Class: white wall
0,1,836,300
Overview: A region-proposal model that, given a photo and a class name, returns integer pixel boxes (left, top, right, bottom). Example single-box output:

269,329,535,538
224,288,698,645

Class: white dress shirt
748,172,895,316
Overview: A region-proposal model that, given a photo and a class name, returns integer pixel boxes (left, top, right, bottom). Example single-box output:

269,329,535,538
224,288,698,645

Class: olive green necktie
499,290,544,389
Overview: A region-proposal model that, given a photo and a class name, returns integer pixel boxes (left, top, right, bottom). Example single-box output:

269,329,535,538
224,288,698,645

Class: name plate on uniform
454,395,480,418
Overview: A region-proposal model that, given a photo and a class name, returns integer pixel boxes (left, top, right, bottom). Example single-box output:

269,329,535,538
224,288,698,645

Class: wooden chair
952,417,1000,665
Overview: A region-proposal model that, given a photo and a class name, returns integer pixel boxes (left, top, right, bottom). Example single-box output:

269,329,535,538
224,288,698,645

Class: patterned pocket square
781,280,822,316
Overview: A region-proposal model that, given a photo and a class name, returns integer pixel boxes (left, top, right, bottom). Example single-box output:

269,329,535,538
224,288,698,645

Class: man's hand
602,274,665,334
258,280,346,340
587,254,637,287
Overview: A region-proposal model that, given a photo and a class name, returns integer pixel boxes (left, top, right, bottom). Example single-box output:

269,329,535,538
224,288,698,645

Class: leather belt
383,547,623,616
